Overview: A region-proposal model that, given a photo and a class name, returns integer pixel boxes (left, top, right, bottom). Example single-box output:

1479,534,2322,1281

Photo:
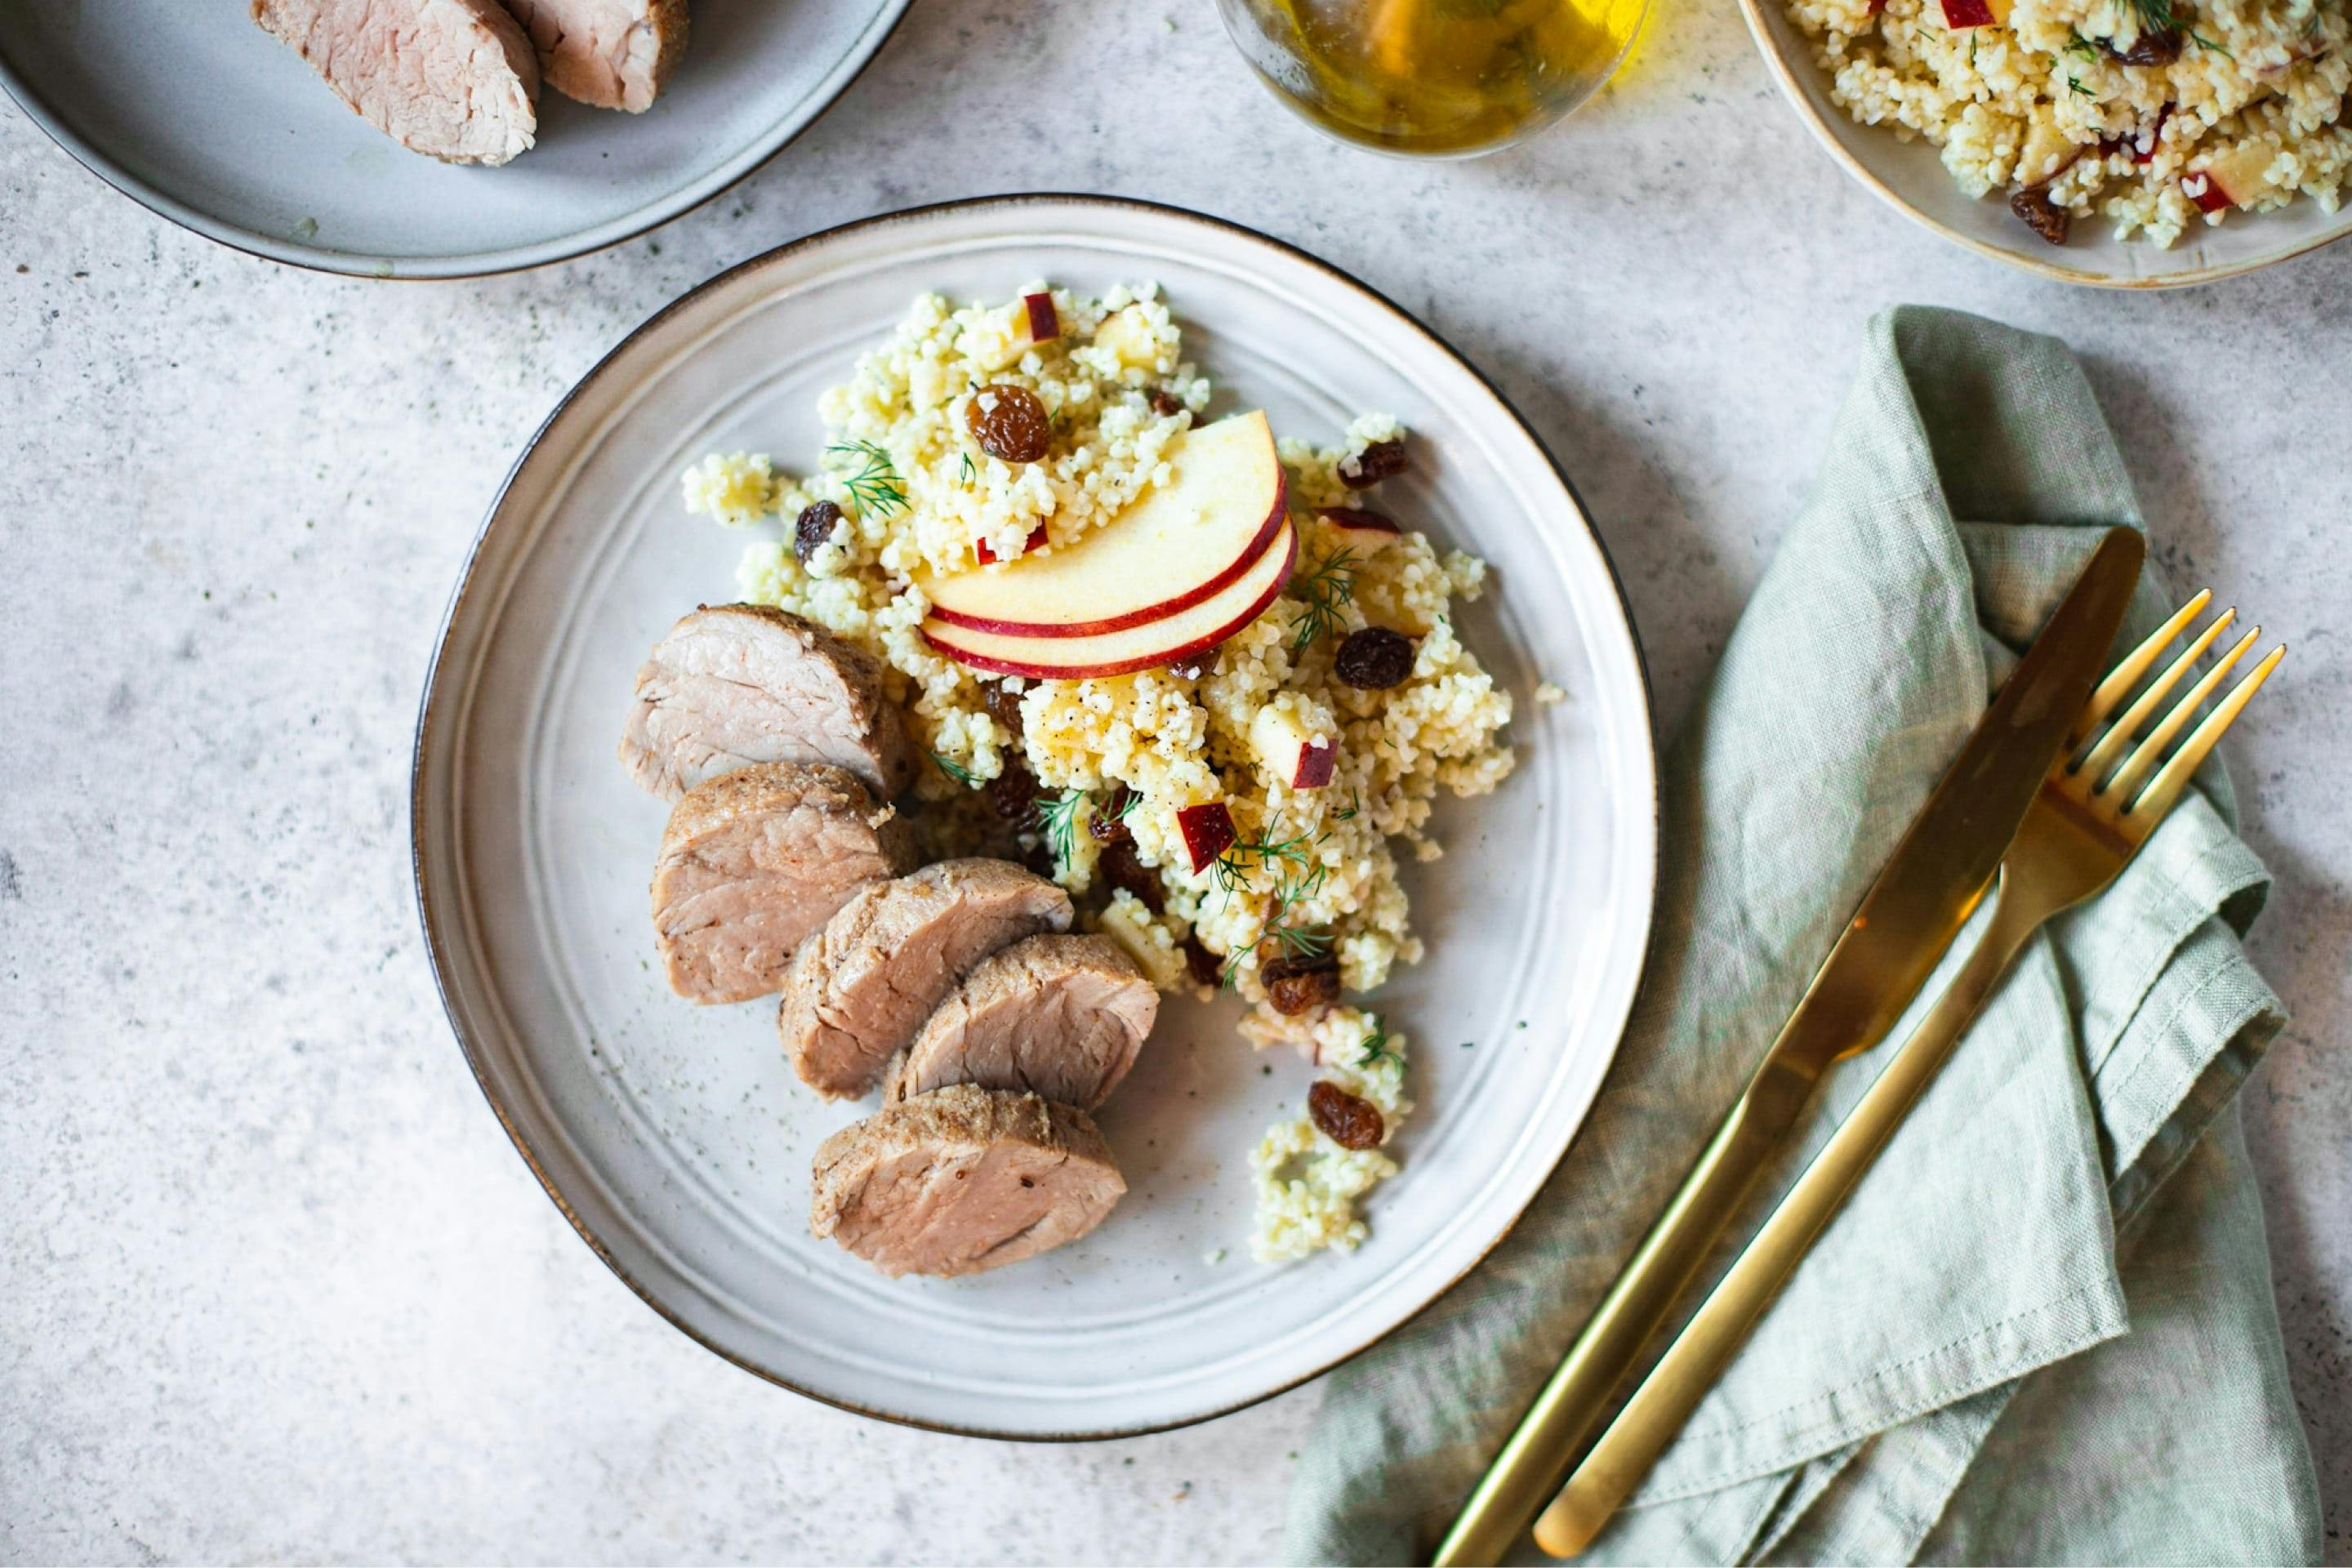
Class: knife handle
1530,892,2036,1558
1429,1054,1820,1568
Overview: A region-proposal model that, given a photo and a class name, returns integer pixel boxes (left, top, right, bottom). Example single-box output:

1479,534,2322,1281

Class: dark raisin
1149,389,1185,417
981,680,1026,742
794,500,844,564
1099,840,1163,913
1020,838,1058,879
1334,626,1416,690
1263,951,1341,1015
966,384,1052,463
1183,937,1222,988
989,760,1042,826
1339,438,1407,490
1089,783,1136,844
2104,27,2180,64
1308,1080,1384,1150
2008,187,2072,247
1165,644,1221,680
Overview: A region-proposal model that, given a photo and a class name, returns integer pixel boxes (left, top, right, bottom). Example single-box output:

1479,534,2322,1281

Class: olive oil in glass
1214,0,1646,158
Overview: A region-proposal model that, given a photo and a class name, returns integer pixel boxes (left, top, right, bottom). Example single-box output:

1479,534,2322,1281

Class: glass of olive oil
1214,0,1646,158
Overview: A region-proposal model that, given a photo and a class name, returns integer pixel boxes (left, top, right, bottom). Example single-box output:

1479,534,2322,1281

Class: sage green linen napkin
1283,306,2322,1566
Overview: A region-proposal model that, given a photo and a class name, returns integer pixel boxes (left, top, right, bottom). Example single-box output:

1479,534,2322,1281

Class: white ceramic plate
412,195,1659,1437
1737,0,2352,287
0,0,907,279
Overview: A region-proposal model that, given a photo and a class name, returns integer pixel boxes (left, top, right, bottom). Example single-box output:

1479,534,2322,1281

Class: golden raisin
1263,952,1341,1015
1099,840,1163,913
967,385,1051,463
1309,1081,1384,1150
981,680,1025,742
1339,438,1407,489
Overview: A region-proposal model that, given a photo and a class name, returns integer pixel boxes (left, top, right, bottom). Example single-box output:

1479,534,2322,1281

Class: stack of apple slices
920,412,1294,680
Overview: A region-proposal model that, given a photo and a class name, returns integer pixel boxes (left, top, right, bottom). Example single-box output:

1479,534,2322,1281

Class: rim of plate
1732,0,2352,289
0,2,911,282
411,194,1662,1437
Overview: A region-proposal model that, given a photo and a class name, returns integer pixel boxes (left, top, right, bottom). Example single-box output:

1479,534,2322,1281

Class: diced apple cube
1023,292,1060,344
974,522,1050,565
1176,801,1238,874
1251,703,1339,790
1094,305,1160,370
1938,0,2009,28
2185,143,2278,212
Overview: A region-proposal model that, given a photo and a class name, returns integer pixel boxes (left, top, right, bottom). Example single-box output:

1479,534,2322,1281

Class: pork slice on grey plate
500,0,687,113
881,933,1158,1112
810,1084,1125,1279
252,0,539,167
779,859,1074,1101
621,604,920,803
649,762,915,1005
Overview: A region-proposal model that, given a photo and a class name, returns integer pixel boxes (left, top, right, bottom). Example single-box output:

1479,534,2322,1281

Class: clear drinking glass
1213,0,1648,158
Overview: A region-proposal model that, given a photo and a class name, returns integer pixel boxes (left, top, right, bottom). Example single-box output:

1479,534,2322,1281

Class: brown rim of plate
0,2,912,282
1731,0,2352,289
408,193,1664,1440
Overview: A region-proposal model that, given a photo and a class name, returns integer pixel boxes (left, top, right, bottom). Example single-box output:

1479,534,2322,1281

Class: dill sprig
2069,74,2092,95
1216,835,1334,987
1211,827,1316,904
1288,546,1359,654
931,751,979,787
2124,0,2229,53
1037,789,1086,872
1357,1015,1403,1074
2064,29,2100,58
958,451,976,486
825,440,908,519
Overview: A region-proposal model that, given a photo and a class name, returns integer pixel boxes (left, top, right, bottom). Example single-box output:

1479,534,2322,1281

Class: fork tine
2127,644,2287,822
2071,589,2214,749
2078,605,2238,782
2103,625,2260,801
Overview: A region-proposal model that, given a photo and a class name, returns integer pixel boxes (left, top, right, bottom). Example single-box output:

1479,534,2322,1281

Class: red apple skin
2182,172,2233,213
973,522,1050,566
923,525,1298,680
1293,740,1337,790
1024,292,1060,343
1177,801,1238,873
932,466,1287,639
1940,0,1995,25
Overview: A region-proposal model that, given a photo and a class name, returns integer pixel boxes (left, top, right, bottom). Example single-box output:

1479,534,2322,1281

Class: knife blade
1431,525,2145,1568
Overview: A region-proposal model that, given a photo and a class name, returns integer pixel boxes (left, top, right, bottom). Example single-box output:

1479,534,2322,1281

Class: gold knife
1432,527,2146,1567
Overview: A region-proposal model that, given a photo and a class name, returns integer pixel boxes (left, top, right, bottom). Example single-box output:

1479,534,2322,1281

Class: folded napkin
1284,307,2322,1566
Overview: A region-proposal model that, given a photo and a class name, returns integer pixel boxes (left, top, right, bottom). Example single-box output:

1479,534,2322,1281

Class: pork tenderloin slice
780,859,1074,1101
501,0,687,112
252,0,539,167
811,1084,1124,1278
882,933,1158,1112
650,762,915,1005
621,604,920,802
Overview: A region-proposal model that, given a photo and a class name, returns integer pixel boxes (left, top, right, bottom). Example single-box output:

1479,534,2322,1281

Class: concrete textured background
2,0,2345,1561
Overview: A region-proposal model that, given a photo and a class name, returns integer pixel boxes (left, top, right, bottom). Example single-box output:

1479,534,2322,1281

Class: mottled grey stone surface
2,1,2345,1561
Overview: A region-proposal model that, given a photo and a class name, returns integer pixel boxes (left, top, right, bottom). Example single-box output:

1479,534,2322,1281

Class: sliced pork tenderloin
649,762,915,1004
881,933,1158,1112
811,1084,1124,1278
779,859,1074,1101
252,0,539,166
621,604,919,803
501,0,688,112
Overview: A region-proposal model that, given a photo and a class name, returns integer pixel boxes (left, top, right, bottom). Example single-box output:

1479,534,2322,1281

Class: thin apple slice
1316,506,1402,553
1253,704,1338,789
923,520,1298,679
920,412,1285,639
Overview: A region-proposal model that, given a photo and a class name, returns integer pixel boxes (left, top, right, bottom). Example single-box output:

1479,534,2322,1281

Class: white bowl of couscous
1740,0,2352,285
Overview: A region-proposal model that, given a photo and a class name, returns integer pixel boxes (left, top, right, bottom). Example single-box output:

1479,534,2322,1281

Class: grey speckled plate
412,196,1659,1437
0,0,908,279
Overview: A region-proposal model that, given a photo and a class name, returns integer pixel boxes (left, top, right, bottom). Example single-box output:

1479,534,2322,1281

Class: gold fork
1527,591,2286,1559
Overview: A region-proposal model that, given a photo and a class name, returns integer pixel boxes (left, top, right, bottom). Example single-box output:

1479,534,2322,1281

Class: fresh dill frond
1334,787,1362,822
1287,546,1359,654
1037,788,1086,872
825,439,908,519
1111,788,1143,823
2064,30,2099,58
958,451,976,486
1211,827,1316,905
2069,74,2092,94
1357,1014,1403,1073
930,751,979,787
